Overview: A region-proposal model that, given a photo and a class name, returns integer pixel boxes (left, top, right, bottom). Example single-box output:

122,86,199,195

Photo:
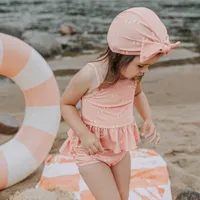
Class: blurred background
0,1,200,200
0,0,199,58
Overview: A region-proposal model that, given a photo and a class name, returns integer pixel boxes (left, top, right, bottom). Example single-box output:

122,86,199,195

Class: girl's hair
94,46,140,90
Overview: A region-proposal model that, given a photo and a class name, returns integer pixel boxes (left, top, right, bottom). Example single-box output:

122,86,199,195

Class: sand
0,53,200,199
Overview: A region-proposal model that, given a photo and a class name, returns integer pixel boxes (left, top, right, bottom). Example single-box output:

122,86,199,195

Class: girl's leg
111,152,131,200
79,162,121,200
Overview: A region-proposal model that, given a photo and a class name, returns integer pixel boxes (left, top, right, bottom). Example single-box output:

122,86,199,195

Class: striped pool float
37,148,172,200
0,33,61,190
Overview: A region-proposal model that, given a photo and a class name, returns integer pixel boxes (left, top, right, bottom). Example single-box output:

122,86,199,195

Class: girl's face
120,54,163,79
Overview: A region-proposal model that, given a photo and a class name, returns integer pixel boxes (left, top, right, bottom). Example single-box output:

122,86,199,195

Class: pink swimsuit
60,63,140,166
59,6,180,167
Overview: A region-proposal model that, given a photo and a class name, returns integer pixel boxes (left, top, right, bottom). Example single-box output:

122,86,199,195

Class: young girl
60,7,180,200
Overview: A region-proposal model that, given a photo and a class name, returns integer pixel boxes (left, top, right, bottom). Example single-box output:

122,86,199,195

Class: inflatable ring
0,33,61,190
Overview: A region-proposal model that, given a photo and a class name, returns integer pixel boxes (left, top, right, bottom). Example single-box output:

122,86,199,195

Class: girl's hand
140,119,160,144
79,132,104,155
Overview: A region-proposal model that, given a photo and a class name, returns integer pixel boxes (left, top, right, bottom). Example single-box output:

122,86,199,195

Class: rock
22,31,62,57
56,33,105,55
0,23,24,38
56,36,78,50
176,190,200,200
59,23,81,35
56,36,70,48
64,42,83,53
0,114,19,135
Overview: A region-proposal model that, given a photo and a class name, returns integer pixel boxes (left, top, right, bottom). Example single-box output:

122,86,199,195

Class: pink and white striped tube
0,33,61,190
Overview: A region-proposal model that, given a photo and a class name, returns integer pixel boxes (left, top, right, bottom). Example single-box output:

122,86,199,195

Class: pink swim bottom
70,146,127,167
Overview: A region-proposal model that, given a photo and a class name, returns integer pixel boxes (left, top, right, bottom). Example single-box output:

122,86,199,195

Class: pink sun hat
107,7,180,63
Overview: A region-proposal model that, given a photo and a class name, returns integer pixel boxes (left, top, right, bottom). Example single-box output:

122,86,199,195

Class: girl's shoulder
70,63,94,87
69,62,101,95
81,60,107,95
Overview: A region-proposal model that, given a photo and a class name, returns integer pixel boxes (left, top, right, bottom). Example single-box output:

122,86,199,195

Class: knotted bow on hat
107,7,180,63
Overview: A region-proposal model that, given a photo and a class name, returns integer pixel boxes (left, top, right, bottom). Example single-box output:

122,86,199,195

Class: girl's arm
134,81,160,143
60,64,94,138
134,81,152,121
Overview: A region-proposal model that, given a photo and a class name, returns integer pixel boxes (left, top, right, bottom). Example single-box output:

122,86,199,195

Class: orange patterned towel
36,148,172,200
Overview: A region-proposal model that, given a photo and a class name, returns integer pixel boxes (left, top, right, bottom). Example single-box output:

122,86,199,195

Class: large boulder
22,31,62,57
